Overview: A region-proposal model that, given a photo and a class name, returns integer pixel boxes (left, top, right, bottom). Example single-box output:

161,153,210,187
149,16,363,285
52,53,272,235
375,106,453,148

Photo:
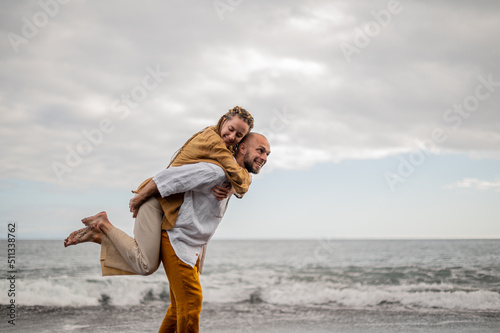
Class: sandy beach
2,303,500,333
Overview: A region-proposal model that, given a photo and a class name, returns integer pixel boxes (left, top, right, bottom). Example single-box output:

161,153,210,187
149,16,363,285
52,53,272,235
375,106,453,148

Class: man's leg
159,286,178,332
159,231,202,333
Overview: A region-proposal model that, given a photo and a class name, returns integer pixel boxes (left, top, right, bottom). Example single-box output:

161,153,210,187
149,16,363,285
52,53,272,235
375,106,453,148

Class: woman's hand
211,183,234,201
129,179,161,218
129,194,146,218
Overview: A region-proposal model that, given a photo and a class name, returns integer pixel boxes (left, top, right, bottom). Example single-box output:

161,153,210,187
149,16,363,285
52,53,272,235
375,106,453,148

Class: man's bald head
236,133,271,174
239,132,265,145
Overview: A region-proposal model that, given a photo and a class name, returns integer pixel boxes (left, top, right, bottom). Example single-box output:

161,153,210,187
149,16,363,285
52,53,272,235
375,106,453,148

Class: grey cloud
1,0,499,187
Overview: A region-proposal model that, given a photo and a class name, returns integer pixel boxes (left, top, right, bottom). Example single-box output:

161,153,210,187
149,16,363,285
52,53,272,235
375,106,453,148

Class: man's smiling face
243,134,271,174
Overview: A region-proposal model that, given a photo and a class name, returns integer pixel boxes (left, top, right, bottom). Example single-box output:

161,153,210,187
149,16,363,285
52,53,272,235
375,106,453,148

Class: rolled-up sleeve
152,163,224,198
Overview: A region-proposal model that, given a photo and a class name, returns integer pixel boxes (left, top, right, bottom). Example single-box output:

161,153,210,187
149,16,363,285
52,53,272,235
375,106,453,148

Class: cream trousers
100,197,163,276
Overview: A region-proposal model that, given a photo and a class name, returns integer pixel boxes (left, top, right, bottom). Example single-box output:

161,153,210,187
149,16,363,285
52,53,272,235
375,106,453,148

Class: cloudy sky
1,0,499,240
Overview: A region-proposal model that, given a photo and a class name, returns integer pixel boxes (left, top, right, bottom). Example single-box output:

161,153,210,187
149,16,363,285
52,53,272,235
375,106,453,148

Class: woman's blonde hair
214,106,254,135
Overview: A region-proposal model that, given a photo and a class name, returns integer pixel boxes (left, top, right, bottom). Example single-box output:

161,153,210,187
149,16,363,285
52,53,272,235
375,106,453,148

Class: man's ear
238,142,247,155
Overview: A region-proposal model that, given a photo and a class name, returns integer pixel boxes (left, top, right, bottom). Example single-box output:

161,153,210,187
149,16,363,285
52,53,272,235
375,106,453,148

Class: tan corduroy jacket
135,126,251,231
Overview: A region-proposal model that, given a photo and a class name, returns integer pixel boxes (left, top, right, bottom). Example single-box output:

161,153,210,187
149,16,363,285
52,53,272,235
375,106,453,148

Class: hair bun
226,106,254,129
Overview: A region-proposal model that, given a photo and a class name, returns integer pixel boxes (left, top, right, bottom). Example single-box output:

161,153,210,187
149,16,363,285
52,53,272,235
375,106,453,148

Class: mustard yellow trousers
159,231,202,333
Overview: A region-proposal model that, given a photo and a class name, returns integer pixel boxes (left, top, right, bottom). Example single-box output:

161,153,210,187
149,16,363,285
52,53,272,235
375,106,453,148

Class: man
151,132,270,332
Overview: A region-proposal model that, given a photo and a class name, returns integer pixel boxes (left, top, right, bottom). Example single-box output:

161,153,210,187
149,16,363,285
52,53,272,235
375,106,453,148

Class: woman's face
220,116,250,147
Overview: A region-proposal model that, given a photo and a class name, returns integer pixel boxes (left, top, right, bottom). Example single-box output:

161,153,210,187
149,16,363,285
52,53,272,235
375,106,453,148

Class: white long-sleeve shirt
152,162,230,267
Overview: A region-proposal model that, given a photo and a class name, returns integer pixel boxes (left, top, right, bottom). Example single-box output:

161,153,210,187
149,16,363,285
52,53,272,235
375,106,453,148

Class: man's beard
244,154,260,174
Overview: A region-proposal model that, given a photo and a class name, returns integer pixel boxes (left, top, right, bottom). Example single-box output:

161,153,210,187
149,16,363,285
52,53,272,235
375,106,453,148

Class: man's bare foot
81,211,113,234
64,226,102,247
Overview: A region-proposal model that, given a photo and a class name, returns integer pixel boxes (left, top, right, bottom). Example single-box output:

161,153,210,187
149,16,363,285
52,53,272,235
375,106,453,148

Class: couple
64,106,271,332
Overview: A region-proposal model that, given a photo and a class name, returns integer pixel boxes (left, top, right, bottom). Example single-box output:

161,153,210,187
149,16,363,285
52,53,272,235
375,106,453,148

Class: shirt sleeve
152,162,224,198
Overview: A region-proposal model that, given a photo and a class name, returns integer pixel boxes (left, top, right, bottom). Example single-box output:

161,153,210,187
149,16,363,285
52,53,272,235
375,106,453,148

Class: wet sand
2,303,499,333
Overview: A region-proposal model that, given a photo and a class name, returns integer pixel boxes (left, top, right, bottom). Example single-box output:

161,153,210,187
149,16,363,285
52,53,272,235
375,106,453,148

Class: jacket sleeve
172,128,251,195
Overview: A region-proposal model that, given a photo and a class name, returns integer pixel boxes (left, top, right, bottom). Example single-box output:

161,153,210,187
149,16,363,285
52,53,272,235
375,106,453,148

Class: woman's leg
99,197,164,276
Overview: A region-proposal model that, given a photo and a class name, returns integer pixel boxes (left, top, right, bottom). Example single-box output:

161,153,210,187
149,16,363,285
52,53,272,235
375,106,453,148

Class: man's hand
211,183,234,201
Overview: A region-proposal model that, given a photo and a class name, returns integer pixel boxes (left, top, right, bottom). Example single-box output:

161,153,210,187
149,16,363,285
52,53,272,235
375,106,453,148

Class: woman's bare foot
64,226,102,247
81,211,113,234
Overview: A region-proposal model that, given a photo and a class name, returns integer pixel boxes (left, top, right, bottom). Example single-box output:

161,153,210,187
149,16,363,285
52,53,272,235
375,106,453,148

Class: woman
64,106,254,276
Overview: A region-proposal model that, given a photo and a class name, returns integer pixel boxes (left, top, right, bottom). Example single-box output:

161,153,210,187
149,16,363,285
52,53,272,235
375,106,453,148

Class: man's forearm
137,179,160,202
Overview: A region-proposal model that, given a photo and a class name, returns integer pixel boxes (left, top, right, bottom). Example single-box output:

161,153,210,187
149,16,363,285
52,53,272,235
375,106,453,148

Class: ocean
1,239,499,332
